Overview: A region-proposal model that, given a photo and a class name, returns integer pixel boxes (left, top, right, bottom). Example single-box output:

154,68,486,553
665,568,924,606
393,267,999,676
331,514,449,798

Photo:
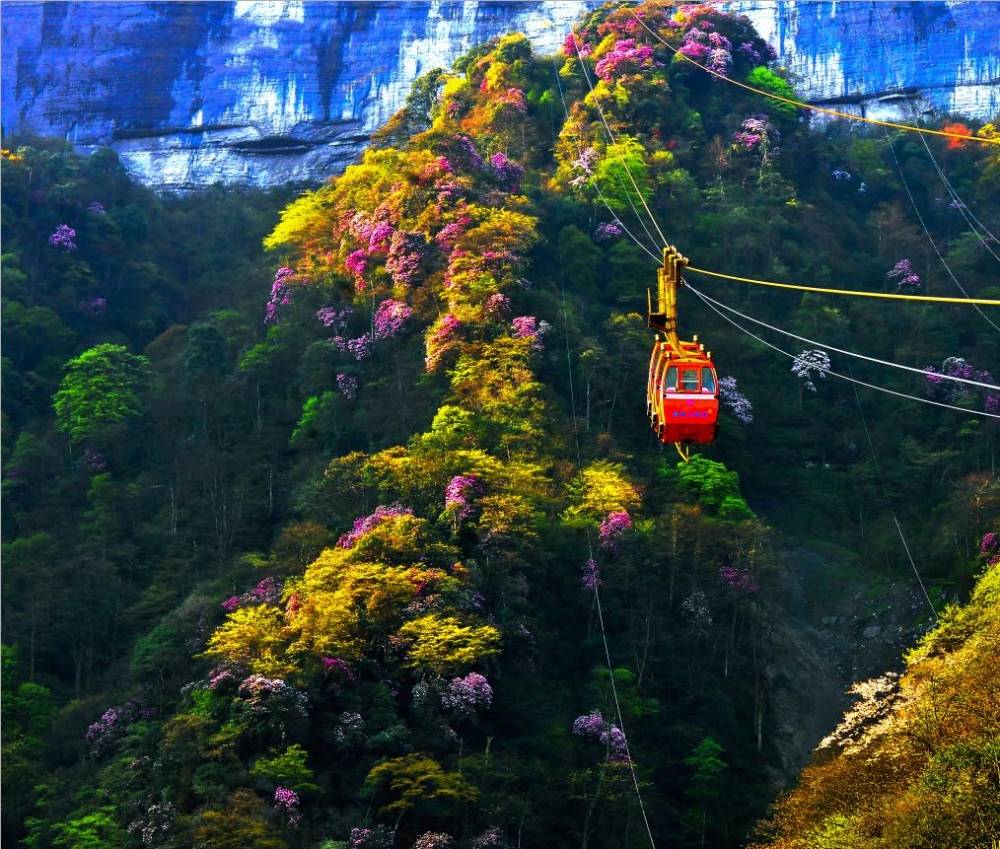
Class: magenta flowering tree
718,565,759,595
718,376,754,423
599,510,633,552
490,152,525,191
981,532,1000,566
471,828,506,849
594,221,624,242
342,334,374,361
345,248,370,290
273,787,301,826
887,258,921,290
220,576,282,612
581,558,601,591
338,504,414,548
732,114,780,165
206,665,238,691
426,313,462,372
336,372,359,400
48,223,77,250
563,31,592,58
594,37,659,81
413,833,455,849
321,656,356,680
440,671,494,717
484,292,512,319
435,216,471,250
511,315,549,350
444,474,485,524
572,709,628,760
373,299,413,339
350,826,394,849
265,266,297,323
316,305,353,333
386,230,425,287
924,356,995,409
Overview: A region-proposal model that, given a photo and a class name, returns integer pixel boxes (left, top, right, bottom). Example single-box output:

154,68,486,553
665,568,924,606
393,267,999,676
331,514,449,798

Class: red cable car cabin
647,339,719,445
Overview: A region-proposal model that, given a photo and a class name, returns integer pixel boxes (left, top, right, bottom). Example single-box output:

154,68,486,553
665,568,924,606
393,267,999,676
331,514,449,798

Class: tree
52,344,147,442
364,753,477,825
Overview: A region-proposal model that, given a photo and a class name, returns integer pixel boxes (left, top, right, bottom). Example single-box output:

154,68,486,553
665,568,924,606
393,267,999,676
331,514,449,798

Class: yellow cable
685,266,1000,306
624,8,1000,146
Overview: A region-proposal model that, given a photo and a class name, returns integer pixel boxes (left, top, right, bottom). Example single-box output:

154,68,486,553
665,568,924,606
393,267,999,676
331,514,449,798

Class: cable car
647,246,719,458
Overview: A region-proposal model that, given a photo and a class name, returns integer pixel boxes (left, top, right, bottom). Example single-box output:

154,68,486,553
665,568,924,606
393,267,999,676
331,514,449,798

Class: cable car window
681,368,699,391
665,366,678,391
701,368,716,393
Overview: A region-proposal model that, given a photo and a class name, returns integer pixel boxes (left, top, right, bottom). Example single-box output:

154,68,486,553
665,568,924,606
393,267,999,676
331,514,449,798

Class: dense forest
3,2,998,848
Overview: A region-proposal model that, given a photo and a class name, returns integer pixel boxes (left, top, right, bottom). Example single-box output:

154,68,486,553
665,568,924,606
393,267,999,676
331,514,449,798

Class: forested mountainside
2,2,999,848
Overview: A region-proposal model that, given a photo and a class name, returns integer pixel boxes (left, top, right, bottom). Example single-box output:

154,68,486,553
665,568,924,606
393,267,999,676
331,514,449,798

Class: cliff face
3,1,998,191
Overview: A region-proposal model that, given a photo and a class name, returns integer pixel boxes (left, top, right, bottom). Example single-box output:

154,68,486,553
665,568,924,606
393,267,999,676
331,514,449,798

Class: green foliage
745,67,799,119
52,343,148,441
364,753,477,816
50,807,125,849
667,456,755,519
250,744,318,792
591,137,653,211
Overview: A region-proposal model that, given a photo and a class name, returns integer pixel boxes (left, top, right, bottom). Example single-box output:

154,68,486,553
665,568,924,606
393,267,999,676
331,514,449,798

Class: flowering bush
316,305,353,332
444,474,485,523
681,590,713,637
572,709,628,759
386,230,425,287
581,558,601,591
426,314,462,372
338,504,414,548
336,372,359,400
563,31,592,58
413,833,454,849
924,356,995,409
595,221,624,241
732,114,780,164
887,258,921,290
594,38,658,82
791,349,831,392
373,299,413,339
484,292,511,319
321,656,355,679
48,223,77,250
599,510,633,552
238,675,309,717
220,577,282,612
718,376,753,423
511,315,549,350
273,787,301,826
350,825,394,849
265,266,296,323
441,671,493,716
334,711,366,744
126,802,177,848
490,152,524,191
981,532,1000,566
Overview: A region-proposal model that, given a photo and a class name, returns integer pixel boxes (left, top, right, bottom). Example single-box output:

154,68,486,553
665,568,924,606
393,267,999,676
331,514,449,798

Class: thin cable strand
624,6,999,146
686,265,1000,306
687,283,1000,419
686,284,1000,391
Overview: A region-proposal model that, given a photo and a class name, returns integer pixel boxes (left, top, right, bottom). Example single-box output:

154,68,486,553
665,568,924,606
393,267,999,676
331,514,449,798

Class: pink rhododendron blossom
373,299,413,339
599,510,633,551
441,672,493,715
338,504,414,548
49,223,77,250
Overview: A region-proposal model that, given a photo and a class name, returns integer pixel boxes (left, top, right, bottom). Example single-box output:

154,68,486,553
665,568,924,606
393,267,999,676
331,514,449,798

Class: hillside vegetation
2,3,998,848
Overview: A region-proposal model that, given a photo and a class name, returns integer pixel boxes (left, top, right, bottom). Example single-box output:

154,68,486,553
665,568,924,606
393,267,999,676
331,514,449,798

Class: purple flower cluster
221,577,282,612
718,376,754,424
373,299,413,339
981,532,1000,565
484,292,512,319
445,474,485,522
511,315,549,350
49,223,77,251
572,710,628,759
238,675,309,717
413,833,454,849
369,220,394,252
316,305,353,332
207,665,238,691
435,218,471,250
737,40,775,64
266,266,296,323
126,801,176,847
595,222,624,242
386,230,425,287
441,672,493,716
338,504,414,548
321,656,355,679
471,828,506,849
453,134,484,170
85,701,153,754
679,27,732,75
350,825,394,849
563,31,592,58
274,787,301,826
599,511,633,552
791,349,831,392
719,565,759,595
887,258,921,290
490,152,524,191
334,334,374,361
433,314,461,343
336,372,359,400
85,707,121,746
573,146,599,175
594,38,658,81
581,558,601,591
733,114,780,158
924,357,996,409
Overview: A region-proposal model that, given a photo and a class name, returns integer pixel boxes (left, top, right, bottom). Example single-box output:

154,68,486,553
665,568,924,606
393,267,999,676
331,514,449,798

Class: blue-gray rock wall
3,1,998,191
